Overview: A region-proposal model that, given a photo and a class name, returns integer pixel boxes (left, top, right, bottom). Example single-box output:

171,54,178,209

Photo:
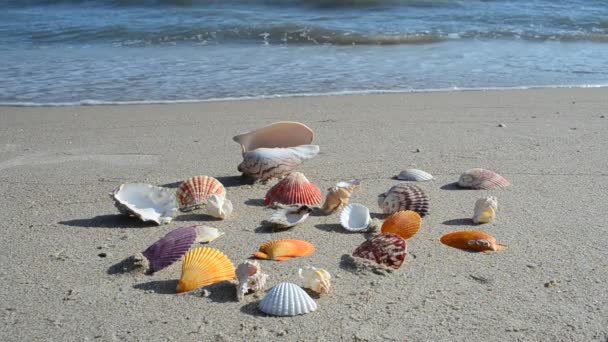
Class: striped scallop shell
259,282,317,316
176,247,236,293
377,184,430,217
141,226,198,273
264,172,322,206
457,168,510,190
396,169,433,182
238,145,320,182
353,233,407,269
253,239,315,262
176,176,226,211
381,210,422,240
339,203,371,232
440,231,506,252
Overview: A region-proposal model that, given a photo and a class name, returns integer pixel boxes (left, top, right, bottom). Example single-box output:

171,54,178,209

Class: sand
0,88,607,341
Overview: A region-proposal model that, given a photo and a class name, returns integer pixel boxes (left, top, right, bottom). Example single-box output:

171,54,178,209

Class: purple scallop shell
142,226,198,273
352,233,407,270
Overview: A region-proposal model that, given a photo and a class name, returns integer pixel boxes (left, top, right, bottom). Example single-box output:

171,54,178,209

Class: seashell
321,179,361,214
176,176,226,212
238,145,320,181
176,247,236,293
473,196,498,224
440,231,506,252
298,266,331,295
259,282,317,316
339,203,371,232
396,169,433,182
352,233,407,269
196,225,224,243
236,260,269,301
377,183,430,217
269,205,313,229
204,194,233,220
253,239,315,262
264,172,322,206
233,121,314,154
381,210,422,240
457,168,510,190
111,183,178,225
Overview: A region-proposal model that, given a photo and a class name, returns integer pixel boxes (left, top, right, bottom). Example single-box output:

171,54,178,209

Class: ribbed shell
381,210,422,240
440,231,506,252
457,168,510,190
352,233,407,269
254,239,315,261
176,176,226,211
264,172,322,206
378,184,430,217
259,282,317,316
142,226,198,273
176,247,236,293
339,203,371,232
396,169,433,182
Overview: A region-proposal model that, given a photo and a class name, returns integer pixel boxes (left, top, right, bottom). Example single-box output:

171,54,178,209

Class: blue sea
1,0,608,105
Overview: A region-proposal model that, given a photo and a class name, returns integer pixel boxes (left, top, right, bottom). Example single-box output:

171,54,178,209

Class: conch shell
236,260,269,301
321,180,361,214
233,121,314,154
238,145,319,182
298,266,331,295
472,196,497,224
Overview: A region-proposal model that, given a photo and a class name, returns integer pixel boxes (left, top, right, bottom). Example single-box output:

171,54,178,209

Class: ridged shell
204,194,233,220
378,184,430,217
111,183,178,225
196,226,224,244
339,203,371,232
264,172,322,206
381,210,422,240
473,196,498,224
321,179,361,214
238,145,320,181
259,282,317,316
396,169,433,182
298,266,331,295
458,168,510,190
440,231,506,252
269,205,313,229
176,176,226,211
233,122,314,154
236,260,269,301
176,247,236,293
141,226,198,273
253,239,315,262
352,233,407,269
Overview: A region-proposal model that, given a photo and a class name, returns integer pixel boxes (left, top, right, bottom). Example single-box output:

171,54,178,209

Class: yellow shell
381,210,422,240
253,239,315,262
176,247,236,293
440,231,506,252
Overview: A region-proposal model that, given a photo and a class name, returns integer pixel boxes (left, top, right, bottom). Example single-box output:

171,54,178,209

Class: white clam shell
396,169,433,182
204,194,233,220
339,203,371,232
238,145,320,181
112,183,178,225
259,282,317,316
269,205,312,228
298,266,331,295
472,196,498,224
236,260,268,301
196,226,224,243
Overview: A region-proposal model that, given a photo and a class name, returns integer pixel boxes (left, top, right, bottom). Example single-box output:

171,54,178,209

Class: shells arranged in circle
233,121,314,154
298,266,331,295
238,145,320,182
473,196,498,224
378,183,430,217
457,168,510,190
396,169,433,182
176,176,226,212
236,260,269,301
264,172,322,207
440,231,506,252
321,179,361,214
253,239,315,262
140,226,199,274
176,247,236,293
339,203,371,232
352,233,407,269
269,205,313,229
111,183,178,225
258,282,317,317
381,210,422,240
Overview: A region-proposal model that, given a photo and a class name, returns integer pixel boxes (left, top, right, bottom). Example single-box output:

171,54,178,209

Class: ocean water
1,0,608,105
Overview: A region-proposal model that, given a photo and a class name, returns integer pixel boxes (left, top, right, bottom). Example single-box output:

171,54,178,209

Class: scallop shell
233,121,314,154
440,231,506,252
111,183,178,225
352,233,407,269
175,176,226,211
236,260,269,301
298,266,331,295
396,169,433,182
269,205,313,229
381,210,422,240
259,282,317,316
139,226,198,273
196,226,224,244
377,183,430,217
204,194,233,220
339,203,371,232
264,172,322,206
458,168,510,190
176,247,236,293
321,179,361,214
253,239,315,262
238,145,320,181
473,196,498,224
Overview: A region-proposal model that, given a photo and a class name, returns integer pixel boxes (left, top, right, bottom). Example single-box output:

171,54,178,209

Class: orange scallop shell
264,172,322,206
381,210,422,240
176,176,226,211
440,231,506,252
176,247,236,293
253,239,315,262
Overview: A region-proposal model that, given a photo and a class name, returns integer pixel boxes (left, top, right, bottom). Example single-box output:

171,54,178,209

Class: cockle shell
111,183,178,225
269,205,313,229
339,203,371,232
238,145,320,181
204,194,233,220
381,210,422,240
196,226,224,243
396,169,433,182
298,266,331,295
176,247,236,293
440,231,506,252
352,233,407,269
176,176,226,212
259,282,317,316
253,239,315,262
233,121,314,154
458,168,510,190
321,179,361,214
264,172,322,206
378,183,430,217
236,260,269,301
473,196,498,224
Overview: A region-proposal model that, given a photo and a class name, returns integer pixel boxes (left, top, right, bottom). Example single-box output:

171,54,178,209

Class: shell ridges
258,282,317,316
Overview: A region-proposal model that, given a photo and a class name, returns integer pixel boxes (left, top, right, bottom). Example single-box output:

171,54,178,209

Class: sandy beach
0,88,607,341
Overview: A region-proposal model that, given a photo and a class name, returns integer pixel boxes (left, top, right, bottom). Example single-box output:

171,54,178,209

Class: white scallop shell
196,226,225,243
204,194,233,220
339,203,371,232
258,282,317,316
238,145,320,181
236,260,269,301
396,169,433,182
298,266,331,295
472,196,498,224
111,183,178,225
269,205,312,229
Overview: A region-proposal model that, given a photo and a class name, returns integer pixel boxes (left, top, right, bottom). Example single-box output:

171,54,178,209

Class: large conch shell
298,266,331,295
111,183,178,225
238,145,320,182
233,121,314,154
236,260,269,301
259,282,317,316
204,194,233,220
440,231,506,252
269,205,313,229
473,196,497,224
321,179,361,214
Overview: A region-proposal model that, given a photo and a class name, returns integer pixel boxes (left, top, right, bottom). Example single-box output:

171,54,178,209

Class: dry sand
0,88,607,341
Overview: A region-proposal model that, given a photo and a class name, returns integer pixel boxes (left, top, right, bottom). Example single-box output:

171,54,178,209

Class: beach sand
0,88,607,341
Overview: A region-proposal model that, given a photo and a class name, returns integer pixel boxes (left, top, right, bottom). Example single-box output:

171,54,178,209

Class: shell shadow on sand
239,301,266,317
133,279,179,295
244,199,266,207
440,182,469,190
58,215,157,229
442,218,475,226
107,256,147,275
161,175,253,189
174,213,221,222
133,280,236,302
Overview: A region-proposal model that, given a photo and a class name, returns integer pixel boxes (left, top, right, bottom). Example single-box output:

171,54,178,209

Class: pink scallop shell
264,172,322,206
176,176,226,211
352,233,407,269
458,168,510,190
